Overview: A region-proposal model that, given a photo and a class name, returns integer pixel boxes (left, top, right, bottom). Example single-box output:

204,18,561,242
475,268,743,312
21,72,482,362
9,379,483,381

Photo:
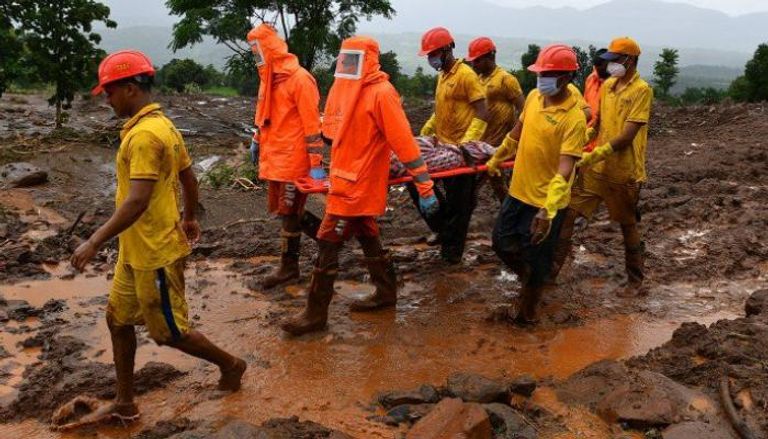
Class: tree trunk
55,99,62,129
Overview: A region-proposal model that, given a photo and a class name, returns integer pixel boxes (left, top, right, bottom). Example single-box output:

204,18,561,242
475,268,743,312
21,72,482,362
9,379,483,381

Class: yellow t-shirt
591,72,653,184
116,103,193,270
480,66,523,146
434,59,486,145
510,89,586,208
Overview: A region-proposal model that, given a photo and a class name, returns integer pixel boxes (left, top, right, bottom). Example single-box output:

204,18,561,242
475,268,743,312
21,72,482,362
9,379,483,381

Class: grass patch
204,86,240,97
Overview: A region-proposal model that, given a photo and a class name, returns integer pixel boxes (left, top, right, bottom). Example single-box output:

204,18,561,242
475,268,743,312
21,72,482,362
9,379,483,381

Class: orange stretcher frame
295,161,515,194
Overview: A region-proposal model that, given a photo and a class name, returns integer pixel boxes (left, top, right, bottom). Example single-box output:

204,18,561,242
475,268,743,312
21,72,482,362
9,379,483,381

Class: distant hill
360,0,768,54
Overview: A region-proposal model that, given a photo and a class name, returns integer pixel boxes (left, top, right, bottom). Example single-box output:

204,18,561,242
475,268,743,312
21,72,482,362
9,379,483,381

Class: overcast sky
489,0,768,15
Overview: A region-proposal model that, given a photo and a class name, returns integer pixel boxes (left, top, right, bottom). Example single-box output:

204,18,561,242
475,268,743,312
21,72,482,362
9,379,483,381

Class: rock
596,369,719,430
482,403,537,439
6,300,39,321
407,398,492,439
447,372,508,403
0,162,48,188
509,375,537,397
135,417,199,439
745,289,768,316
383,403,435,425
662,421,738,439
378,384,441,409
0,346,11,359
210,419,263,438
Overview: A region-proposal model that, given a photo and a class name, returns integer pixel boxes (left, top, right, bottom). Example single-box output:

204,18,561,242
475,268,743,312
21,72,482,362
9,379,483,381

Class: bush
158,58,220,93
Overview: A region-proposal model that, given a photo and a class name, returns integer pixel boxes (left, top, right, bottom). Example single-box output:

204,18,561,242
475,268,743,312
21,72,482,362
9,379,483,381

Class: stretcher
295,161,514,194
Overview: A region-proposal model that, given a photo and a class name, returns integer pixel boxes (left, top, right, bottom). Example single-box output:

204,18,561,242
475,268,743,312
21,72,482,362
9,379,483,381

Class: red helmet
419,27,454,56
467,37,496,62
91,50,155,95
527,44,579,73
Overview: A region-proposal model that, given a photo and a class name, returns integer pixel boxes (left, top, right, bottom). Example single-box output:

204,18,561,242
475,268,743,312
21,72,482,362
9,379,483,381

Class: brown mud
0,94,767,437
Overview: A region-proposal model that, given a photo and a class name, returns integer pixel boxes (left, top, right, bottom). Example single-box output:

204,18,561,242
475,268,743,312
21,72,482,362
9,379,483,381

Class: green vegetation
512,44,540,95
729,44,768,103
653,48,680,99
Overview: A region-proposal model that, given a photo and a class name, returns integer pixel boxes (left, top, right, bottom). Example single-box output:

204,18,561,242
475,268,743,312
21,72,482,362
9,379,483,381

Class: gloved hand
420,114,437,137
487,134,518,177
249,138,259,164
585,127,597,143
419,194,439,218
577,142,613,168
542,173,570,220
460,118,488,144
309,153,327,180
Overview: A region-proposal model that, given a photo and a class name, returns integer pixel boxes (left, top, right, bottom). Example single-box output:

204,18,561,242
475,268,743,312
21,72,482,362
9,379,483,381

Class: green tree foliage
729,43,768,102
679,87,726,105
395,67,437,98
572,45,594,90
158,58,212,93
653,48,680,99
14,0,115,127
166,0,394,76
379,50,401,85
514,44,540,95
0,4,25,98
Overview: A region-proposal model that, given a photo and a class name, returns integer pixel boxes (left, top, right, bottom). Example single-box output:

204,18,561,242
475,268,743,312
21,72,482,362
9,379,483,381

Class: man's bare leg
168,330,246,391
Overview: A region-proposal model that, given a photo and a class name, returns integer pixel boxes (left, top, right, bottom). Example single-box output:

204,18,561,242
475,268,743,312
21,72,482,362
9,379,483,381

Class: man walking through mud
281,36,439,336
550,37,654,298
411,27,490,264
247,24,324,290
70,50,246,425
489,44,586,324
466,36,525,202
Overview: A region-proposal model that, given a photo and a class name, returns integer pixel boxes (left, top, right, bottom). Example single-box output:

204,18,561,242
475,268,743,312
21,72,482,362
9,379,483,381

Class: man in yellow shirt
412,27,490,264
551,37,653,297
487,44,585,324
71,50,246,425
466,37,525,202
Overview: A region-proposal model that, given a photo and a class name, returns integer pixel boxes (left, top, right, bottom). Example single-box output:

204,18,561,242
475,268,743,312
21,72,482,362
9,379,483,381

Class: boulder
447,372,508,403
482,403,537,439
662,421,738,439
745,289,768,317
0,162,48,188
509,375,537,397
407,398,492,439
378,384,441,409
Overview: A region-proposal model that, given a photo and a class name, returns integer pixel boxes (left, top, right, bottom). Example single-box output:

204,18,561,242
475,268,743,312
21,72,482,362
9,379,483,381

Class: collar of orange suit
322,36,389,148
249,24,300,127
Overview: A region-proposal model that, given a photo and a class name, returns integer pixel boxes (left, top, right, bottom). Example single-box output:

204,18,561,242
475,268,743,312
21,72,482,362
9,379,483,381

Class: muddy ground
0,92,766,438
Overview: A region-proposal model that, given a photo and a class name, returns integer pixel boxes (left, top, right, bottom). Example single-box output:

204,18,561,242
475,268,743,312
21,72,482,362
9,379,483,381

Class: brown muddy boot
350,251,398,312
618,242,646,298
515,285,543,325
262,230,301,289
281,241,339,336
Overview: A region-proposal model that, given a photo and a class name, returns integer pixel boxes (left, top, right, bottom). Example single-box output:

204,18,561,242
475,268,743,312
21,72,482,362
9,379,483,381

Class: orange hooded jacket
322,36,434,217
248,24,321,182
584,68,605,151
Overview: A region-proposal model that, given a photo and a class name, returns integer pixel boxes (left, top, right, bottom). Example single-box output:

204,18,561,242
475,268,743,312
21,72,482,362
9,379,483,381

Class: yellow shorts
569,171,641,225
108,258,189,344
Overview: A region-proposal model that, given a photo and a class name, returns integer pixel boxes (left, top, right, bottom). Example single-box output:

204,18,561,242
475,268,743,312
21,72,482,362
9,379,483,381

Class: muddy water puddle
0,260,748,437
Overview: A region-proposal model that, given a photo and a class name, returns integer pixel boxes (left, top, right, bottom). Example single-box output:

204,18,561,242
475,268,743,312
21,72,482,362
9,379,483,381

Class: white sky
489,0,768,15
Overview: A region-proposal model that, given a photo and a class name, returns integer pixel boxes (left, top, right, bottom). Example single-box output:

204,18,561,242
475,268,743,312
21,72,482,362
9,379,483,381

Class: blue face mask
537,76,562,96
428,53,444,71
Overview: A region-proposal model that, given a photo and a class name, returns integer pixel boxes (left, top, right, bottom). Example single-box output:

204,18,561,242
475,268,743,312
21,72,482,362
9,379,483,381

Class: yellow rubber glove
460,118,488,144
543,174,571,220
584,127,597,144
420,114,437,137
486,134,518,177
577,142,613,168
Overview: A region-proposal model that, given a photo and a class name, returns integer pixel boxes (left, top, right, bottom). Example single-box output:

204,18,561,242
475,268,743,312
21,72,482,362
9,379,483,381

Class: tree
379,50,401,85
158,58,211,93
15,0,115,127
653,48,679,99
572,45,594,91
166,0,394,73
0,4,25,98
515,44,540,95
730,43,768,103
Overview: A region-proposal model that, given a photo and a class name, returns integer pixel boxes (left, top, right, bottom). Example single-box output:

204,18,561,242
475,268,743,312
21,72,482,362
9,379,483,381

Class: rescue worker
583,48,610,152
551,37,653,298
466,37,525,202
281,36,439,336
411,27,490,264
488,44,586,324
71,50,246,424
247,24,324,289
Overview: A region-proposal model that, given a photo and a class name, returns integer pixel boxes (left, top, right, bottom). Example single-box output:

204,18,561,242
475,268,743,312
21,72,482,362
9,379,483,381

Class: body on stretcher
295,161,515,194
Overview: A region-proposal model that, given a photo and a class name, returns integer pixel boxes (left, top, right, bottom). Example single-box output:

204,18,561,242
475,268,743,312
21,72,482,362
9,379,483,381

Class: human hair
110,74,154,92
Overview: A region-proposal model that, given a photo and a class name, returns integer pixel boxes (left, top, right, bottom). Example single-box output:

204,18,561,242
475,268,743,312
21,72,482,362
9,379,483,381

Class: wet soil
1,94,767,437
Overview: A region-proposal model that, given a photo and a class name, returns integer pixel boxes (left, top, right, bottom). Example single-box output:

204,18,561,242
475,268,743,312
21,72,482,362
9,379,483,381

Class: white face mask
334,49,365,79
537,76,562,96
607,61,627,78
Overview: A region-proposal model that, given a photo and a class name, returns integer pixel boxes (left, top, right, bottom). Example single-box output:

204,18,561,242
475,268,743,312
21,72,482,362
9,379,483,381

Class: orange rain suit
583,68,605,152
